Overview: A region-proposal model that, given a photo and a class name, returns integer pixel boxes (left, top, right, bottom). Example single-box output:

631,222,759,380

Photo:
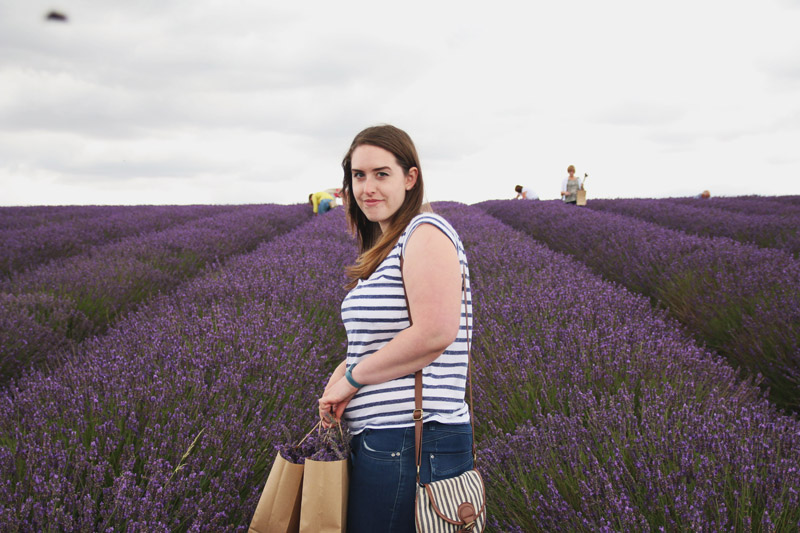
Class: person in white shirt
514,185,538,200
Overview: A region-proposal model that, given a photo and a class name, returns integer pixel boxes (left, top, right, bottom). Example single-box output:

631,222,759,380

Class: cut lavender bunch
277,423,352,465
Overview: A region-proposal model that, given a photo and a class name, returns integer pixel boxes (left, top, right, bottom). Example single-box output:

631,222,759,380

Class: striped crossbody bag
401,257,487,532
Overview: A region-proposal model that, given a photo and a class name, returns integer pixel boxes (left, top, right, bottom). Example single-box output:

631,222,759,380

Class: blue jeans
319,198,333,214
347,421,473,533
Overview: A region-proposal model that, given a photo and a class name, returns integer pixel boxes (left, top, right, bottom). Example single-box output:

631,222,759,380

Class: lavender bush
774,195,800,206
478,199,800,412
2,203,799,531
0,206,104,231
0,205,158,231
0,204,311,384
585,198,800,257
0,210,352,531
435,203,800,531
666,196,800,218
0,205,236,278
0,293,92,379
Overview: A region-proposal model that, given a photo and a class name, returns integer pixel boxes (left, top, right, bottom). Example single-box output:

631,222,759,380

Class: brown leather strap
463,272,477,464
401,254,476,482
400,255,424,476
414,370,423,473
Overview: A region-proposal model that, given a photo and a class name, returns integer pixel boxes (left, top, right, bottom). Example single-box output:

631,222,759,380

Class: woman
318,125,473,532
560,164,582,204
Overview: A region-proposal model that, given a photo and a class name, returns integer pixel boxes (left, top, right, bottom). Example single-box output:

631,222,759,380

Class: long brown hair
342,125,425,289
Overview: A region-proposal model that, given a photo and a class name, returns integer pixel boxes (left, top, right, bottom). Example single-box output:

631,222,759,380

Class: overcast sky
1,0,799,206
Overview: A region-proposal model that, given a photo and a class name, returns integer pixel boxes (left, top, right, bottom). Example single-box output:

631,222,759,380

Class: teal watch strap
345,366,364,389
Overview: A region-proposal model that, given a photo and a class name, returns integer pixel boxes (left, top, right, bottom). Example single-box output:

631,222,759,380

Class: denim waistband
354,420,472,437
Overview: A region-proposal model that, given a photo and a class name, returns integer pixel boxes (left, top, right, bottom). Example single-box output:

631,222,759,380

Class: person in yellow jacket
309,191,336,214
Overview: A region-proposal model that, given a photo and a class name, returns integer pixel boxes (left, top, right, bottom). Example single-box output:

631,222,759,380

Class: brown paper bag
576,189,587,206
249,453,304,533
298,458,349,533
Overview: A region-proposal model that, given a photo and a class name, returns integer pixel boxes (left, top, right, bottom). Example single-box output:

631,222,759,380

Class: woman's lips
364,199,381,206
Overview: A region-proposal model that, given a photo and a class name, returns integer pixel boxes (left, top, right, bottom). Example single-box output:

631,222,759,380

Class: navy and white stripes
342,213,472,434
415,470,487,531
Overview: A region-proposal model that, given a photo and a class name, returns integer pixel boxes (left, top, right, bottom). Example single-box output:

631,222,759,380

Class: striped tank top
341,213,472,435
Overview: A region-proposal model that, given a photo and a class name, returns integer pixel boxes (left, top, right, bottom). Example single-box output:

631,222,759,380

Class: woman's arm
318,223,463,422
324,360,347,393
355,224,462,382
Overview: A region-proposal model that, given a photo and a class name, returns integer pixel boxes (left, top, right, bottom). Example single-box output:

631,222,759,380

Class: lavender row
0,210,353,531
0,205,148,231
0,205,112,231
2,204,799,530
772,194,800,207
773,195,800,206
436,203,800,531
666,195,800,218
0,205,226,232
0,204,312,384
584,198,800,256
1,204,237,278
477,200,800,412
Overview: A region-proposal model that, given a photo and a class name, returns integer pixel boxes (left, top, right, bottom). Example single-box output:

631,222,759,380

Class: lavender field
1,199,799,531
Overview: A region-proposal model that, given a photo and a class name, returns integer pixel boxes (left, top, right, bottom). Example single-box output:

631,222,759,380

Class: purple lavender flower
478,199,800,411
0,204,311,384
0,205,236,278
585,197,800,256
276,423,351,465
1,202,799,531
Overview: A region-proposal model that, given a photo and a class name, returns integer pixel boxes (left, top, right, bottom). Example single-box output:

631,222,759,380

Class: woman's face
351,144,417,232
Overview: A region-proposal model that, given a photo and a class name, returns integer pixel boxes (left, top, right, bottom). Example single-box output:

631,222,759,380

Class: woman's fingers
319,399,338,427
319,377,358,428
319,410,331,428
334,402,348,421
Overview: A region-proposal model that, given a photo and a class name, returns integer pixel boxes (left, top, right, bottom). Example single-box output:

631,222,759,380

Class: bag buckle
412,408,423,421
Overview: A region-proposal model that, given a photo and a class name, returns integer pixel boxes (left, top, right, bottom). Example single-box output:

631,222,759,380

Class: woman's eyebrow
352,166,391,173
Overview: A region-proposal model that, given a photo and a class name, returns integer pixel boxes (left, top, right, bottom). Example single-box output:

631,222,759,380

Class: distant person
694,190,711,199
560,165,583,205
309,190,336,214
514,185,538,200
325,187,343,199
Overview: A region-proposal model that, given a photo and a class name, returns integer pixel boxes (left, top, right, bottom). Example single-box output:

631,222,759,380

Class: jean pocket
426,427,472,452
360,429,404,461
428,450,473,482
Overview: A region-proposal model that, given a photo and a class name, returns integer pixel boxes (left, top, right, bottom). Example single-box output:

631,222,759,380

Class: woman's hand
319,378,358,428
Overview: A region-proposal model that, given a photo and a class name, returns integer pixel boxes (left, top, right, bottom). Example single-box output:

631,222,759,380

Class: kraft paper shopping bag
249,453,304,533
298,457,349,533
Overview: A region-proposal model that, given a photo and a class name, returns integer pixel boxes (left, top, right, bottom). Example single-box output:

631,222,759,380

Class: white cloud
1,0,800,206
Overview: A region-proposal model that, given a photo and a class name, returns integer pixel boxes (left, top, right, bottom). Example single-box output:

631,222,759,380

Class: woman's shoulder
406,212,458,236
401,212,462,255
